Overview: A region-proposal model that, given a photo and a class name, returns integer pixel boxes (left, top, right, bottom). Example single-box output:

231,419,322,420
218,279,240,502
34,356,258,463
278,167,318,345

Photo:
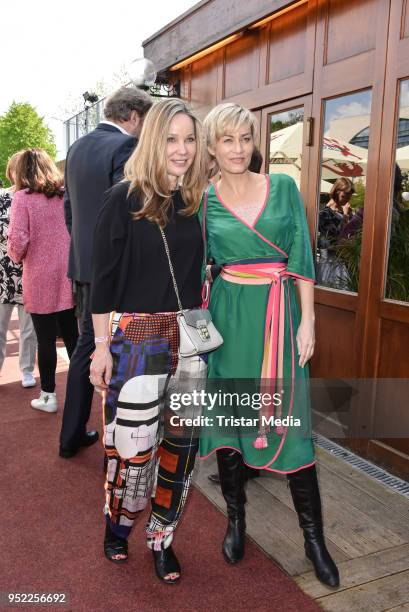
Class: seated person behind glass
318,178,355,251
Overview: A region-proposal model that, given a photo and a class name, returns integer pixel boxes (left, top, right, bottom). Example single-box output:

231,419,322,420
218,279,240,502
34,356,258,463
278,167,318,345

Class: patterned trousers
103,312,207,550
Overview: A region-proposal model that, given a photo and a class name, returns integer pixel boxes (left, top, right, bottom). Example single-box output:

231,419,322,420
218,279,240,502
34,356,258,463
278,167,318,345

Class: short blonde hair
125,98,207,227
203,103,258,148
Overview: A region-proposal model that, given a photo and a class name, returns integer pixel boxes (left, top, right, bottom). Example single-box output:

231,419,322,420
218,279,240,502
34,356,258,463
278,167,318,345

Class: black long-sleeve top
90,181,203,314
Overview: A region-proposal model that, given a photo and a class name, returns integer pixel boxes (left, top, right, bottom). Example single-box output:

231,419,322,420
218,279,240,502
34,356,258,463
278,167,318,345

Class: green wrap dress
199,173,316,473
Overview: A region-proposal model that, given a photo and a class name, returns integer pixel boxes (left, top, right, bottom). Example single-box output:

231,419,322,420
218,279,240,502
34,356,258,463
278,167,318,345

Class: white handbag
159,226,223,357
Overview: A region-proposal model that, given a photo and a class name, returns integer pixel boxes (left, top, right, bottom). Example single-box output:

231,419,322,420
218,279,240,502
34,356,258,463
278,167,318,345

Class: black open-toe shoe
152,546,181,584
104,524,128,564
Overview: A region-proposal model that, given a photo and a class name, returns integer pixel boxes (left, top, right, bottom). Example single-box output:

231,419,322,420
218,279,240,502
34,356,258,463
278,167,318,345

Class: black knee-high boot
216,448,246,564
287,465,340,587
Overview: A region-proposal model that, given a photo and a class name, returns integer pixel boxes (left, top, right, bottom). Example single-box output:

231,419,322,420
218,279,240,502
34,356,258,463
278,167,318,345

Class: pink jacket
7,189,74,314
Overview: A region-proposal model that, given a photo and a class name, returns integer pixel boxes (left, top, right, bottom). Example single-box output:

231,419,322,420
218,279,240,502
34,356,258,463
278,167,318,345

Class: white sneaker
22,372,37,388
31,390,57,413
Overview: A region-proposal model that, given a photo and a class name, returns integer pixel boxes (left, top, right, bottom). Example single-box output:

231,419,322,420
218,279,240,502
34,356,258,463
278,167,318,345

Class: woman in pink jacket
8,149,78,412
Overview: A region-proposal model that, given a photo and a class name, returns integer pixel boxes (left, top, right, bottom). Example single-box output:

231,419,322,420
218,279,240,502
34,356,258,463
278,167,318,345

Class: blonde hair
14,149,63,198
6,151,24,185
125,98,207,228
203,103,258,149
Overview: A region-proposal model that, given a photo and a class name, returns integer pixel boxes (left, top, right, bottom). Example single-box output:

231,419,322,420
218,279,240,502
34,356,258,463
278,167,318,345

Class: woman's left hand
296,318,315,368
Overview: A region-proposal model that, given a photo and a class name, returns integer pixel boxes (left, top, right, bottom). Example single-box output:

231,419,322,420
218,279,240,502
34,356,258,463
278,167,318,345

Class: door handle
305,117,314,147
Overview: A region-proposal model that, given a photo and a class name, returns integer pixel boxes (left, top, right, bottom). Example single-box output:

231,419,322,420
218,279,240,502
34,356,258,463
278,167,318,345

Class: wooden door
260,96,313,207
361,0,409,477
306,0,409,478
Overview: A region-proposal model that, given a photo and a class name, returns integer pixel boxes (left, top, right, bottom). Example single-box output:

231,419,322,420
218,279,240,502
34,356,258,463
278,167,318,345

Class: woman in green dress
200,103,339,588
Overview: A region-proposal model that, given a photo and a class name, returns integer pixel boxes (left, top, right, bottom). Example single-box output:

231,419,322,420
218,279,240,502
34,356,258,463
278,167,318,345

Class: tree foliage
0,102,57,185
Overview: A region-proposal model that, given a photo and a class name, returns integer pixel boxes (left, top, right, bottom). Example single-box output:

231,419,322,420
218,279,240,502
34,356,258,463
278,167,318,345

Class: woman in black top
90,99,207,583
317,178,355,289
318,178,354,251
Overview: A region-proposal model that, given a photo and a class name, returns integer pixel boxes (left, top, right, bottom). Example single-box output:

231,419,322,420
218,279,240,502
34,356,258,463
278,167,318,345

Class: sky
1,0,198,157
324,90,372,132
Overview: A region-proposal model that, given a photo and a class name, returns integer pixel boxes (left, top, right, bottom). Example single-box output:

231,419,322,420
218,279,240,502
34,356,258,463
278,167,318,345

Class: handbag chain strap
159,227,184,312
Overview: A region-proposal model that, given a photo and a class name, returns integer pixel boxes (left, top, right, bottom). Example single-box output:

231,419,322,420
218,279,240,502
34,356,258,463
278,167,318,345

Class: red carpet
0,317,319,611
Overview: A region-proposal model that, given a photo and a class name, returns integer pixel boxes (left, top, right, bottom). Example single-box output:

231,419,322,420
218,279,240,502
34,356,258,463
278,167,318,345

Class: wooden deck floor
193,446,409,611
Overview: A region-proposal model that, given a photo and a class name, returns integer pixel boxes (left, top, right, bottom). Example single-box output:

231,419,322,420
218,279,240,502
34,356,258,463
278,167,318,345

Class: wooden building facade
143,0,409,479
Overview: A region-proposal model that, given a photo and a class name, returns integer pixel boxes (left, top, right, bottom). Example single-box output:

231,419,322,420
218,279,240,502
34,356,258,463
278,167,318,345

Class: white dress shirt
100,120,132,136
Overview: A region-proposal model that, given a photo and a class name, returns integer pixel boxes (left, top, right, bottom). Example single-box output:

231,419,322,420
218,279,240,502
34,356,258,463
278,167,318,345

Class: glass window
396,118,409,148
315,90,372,293
350,126,370,149
384,79,409,303
267,107,304,182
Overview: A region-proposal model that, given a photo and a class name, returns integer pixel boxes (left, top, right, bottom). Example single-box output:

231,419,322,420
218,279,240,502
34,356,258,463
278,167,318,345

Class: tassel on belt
221,262,290,449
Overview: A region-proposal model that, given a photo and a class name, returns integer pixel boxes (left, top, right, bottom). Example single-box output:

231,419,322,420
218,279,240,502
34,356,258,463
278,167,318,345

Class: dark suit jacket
64,123,136,283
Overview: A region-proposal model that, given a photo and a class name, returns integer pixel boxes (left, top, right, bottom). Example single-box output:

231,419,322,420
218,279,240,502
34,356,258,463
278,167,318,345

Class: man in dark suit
59,86,152,458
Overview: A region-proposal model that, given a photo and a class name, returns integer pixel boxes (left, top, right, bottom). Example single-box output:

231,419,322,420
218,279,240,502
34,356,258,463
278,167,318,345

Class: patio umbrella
269,123,367,180
269,122,303,160
268,158,333,193
321,135,367,180
396,145,409,171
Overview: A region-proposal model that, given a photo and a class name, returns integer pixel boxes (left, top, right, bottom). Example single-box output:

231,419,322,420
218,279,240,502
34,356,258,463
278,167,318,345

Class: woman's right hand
342,202,351,217
90,345,113,393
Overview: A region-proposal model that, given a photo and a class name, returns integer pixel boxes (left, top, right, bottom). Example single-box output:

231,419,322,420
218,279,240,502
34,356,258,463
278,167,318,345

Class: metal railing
64,97,106,153
63,81,180,153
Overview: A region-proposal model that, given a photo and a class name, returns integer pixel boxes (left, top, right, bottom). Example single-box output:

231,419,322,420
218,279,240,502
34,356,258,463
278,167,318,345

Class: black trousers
59,283,95,449
30,308,79,393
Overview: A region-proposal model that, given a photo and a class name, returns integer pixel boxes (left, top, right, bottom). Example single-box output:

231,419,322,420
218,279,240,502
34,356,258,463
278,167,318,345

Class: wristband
95,336,109,344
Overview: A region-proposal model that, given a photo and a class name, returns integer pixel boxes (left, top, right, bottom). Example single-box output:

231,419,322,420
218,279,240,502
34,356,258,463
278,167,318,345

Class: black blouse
318,206,344,249
90,181,204,314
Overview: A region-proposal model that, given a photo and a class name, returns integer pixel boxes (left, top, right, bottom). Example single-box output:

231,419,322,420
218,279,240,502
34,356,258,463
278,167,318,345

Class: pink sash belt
221,262,290,447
